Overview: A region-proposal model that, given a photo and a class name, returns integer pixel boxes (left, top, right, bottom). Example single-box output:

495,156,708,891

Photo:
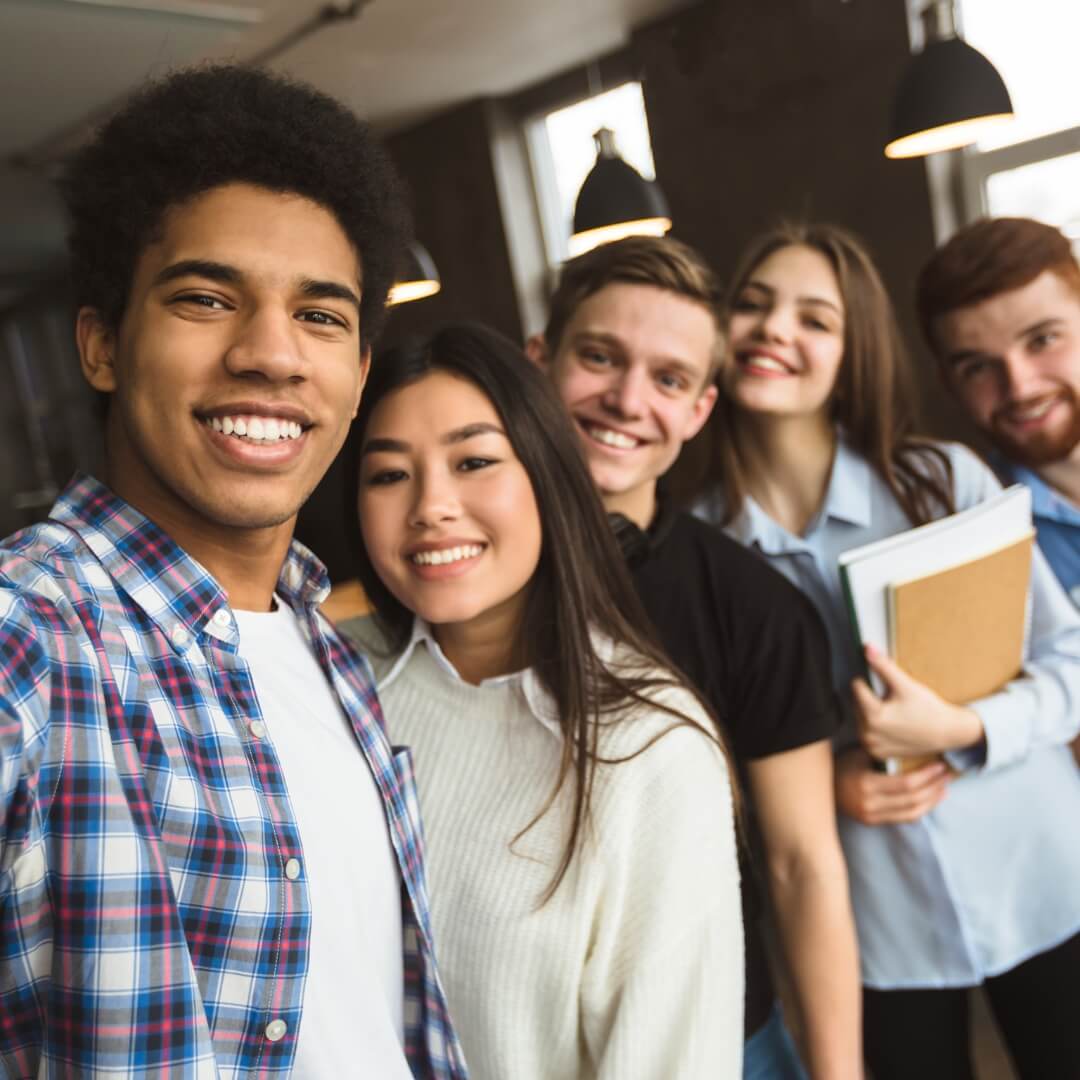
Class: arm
749,741,863,1080
581,721,743,1079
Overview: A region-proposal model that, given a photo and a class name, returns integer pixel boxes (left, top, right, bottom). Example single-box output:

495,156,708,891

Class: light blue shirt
992,455,1080,611
695,440,1080,988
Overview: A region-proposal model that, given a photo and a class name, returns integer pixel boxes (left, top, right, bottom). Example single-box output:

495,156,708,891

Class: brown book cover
888,532,1035,705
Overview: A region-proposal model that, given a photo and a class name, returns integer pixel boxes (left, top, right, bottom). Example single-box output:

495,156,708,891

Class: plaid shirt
0,475,467,1079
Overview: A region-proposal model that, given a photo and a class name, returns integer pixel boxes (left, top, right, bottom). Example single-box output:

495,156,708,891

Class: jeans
743,1004,809,1080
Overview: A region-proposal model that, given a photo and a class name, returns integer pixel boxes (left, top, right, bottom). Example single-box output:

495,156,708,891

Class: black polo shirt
616,501,840,1037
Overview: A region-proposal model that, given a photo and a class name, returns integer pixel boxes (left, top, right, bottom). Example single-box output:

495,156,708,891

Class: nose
408,467,461,529
759,303,795,343
224,306,306,383
1001,350,1042,400
602,364,649,419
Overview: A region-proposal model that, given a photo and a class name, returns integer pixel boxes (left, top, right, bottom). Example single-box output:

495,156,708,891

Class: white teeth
204,415,305,443
411,544,484,567
586,424,639,449
1010,400,1055,422
744,354,790,374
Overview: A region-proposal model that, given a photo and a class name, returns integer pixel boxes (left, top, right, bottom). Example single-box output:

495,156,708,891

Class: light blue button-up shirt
695,440,1080,988
993,455,1080,610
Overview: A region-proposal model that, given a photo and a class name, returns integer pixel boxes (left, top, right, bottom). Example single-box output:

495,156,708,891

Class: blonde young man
527,237,862,1080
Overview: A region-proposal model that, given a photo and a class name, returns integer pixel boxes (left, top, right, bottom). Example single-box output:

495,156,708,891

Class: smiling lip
737,349,797,377
197,405,311,469
405,540,487,580
1000,394,1064,430
579,419,646,452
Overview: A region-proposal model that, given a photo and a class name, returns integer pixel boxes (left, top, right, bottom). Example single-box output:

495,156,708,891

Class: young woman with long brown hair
695,223,1080,1079
340,323,743,1079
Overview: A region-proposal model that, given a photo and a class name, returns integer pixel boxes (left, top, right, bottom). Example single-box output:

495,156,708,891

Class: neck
107,476,292,613
432,592,525,686
1034,445,1080,509
600,481,657,530
733,410,837,536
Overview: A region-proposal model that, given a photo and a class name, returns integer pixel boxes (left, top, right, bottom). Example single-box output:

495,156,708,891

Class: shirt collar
727,437,872,554
50,473,331,653
378,616,576,740
989,452,1080,527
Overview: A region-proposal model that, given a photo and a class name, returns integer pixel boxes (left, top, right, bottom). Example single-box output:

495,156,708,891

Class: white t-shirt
234,601,411,1078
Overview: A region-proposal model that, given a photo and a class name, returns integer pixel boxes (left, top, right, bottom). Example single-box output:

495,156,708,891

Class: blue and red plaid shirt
0,474,468,1079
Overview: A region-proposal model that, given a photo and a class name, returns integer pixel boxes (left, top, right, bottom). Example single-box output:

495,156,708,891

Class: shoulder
337,612,403,683
925,440,1003,508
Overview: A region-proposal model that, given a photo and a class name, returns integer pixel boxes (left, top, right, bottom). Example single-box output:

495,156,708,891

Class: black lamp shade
886,36,1013,158
572,156,670,236
389,241,441,305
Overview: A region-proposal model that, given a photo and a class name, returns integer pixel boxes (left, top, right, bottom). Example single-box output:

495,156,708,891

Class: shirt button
170,624,189,647
212,607,232,627
249,720,267,740
265,1018,287,1042
284,857,301,880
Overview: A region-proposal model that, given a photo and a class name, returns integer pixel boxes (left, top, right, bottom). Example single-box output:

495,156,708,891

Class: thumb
864,643,911,697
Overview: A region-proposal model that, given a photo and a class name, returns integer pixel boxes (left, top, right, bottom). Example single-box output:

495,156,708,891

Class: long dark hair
712,222,954,526
344,322,733,897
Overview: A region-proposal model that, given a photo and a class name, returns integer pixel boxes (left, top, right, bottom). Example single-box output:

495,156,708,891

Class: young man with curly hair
0,65,466,1078
527,236,862,1080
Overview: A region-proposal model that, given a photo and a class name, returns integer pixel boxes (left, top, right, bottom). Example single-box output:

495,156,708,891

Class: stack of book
838,485,1034,774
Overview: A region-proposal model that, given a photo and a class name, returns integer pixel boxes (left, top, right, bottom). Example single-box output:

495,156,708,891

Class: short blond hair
544,236,724,378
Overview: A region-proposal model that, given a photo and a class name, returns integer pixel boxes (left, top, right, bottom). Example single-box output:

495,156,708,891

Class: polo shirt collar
728,437,872,554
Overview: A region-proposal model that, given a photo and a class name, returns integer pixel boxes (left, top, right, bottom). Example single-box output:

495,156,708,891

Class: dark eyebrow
441,422,505,445
150,260,361,313
300,276,362,314
361,423,505,456
151,259,242,288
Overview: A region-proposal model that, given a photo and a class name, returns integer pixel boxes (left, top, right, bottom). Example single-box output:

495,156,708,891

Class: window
526,81,658,265
955,0,1080,244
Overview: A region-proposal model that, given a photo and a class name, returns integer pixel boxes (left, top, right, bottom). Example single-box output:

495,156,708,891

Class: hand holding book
851,644,986,761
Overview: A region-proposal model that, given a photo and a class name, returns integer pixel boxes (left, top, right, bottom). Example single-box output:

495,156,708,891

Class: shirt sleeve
580,707,744,1078
943,445,1080,771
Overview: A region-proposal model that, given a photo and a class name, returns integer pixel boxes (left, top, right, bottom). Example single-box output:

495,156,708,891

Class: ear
524,332,550,371
352,344,372,419
76,307,118,393
683,383,719,441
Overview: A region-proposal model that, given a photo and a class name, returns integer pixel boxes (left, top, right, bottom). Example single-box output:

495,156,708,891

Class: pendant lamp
885,0,1013,159
388,241,441,306
569,128,672,257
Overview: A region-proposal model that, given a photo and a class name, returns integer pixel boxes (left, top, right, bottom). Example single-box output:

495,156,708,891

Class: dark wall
382,99,523,346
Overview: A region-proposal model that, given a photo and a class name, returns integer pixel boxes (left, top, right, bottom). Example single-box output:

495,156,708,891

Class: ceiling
0,0,689,306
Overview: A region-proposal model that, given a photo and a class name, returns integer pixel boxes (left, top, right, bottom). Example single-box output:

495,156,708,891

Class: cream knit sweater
343,618,744,1079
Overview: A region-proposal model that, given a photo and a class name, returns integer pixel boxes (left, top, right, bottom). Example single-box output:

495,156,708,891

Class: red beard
990,389,1080,466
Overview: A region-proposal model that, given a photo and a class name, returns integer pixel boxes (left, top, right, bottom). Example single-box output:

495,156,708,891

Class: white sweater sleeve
580,713,744,1079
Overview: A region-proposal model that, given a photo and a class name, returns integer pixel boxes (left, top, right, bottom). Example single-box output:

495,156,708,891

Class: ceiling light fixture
569,127,672,257
388,242,441,306
885,0,1014,159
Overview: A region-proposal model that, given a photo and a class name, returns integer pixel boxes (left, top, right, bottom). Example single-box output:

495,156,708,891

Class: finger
863,777,950,824
863,644,910,695
850,677,880,727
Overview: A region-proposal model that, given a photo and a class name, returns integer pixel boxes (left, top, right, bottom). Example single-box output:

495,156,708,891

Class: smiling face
725,244,846,422
357,370,543,646
78,183,368,554
535,282,718,525
936,270,1080,466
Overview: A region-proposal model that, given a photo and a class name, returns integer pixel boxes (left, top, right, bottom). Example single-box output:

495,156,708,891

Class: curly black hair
58,63,409,348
